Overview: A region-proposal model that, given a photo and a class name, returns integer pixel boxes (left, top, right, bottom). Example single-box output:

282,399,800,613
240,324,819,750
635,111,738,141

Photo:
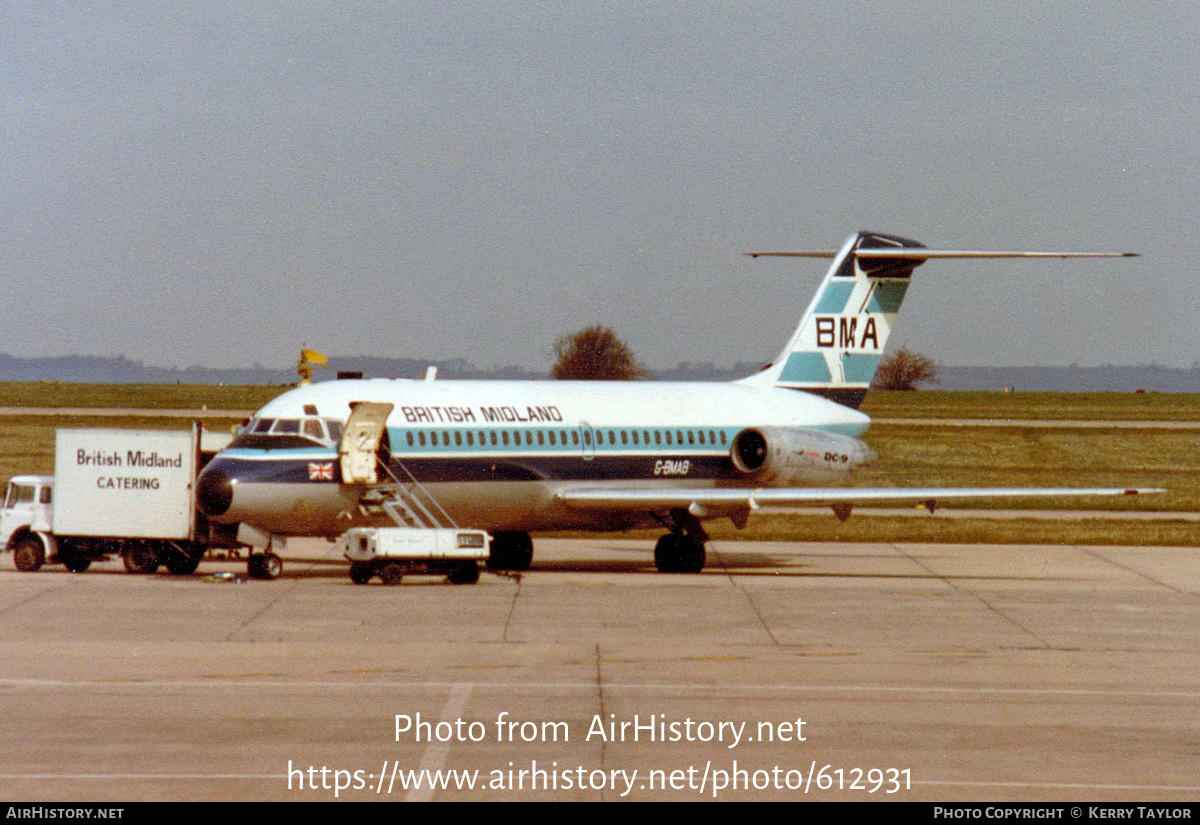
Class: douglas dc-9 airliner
195,231,1151,578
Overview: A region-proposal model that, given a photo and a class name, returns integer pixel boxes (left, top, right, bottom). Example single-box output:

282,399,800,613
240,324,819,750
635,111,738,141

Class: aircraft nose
196,466,234,517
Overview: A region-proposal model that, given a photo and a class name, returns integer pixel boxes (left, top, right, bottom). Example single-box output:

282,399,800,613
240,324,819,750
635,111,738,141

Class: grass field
859,389,1200,421
3,382,1199,421
0,381,283,410
0,384,1195,546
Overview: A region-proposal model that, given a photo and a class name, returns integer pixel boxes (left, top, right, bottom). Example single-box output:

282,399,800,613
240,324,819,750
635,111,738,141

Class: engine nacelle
729,427,877,485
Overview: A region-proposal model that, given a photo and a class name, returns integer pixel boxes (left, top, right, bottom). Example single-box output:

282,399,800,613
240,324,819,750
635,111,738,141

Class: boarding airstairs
369,459,457,530
340,400,457,530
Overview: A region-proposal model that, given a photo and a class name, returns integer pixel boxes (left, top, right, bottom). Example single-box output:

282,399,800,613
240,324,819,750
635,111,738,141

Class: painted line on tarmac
0,772,1196,795
405,682,473,802
3,676,1198,699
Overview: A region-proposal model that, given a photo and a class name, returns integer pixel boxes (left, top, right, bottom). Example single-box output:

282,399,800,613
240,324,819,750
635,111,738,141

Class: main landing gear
486,531,533,571
653,511,709,574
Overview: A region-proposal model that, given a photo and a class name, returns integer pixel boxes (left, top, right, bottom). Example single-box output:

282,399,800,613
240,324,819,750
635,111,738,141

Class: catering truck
342,526,491,585
0,425,250,576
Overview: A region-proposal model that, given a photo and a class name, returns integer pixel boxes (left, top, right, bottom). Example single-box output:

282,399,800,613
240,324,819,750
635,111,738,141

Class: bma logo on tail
816,316,880,350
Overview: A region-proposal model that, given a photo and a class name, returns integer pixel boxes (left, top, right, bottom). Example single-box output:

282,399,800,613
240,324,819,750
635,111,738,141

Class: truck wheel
62,553,91,573
349,563,373,584
165,552,202,576
13,538,45,572
123,542,160,575
379,563,403,585
447,563,480,585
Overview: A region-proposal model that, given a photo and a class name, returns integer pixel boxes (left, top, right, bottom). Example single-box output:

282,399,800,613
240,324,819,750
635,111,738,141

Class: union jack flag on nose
308,462,334,481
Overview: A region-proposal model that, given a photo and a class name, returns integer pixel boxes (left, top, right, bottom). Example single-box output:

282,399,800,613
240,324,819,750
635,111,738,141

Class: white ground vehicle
0,426,248,576
342,526,491,585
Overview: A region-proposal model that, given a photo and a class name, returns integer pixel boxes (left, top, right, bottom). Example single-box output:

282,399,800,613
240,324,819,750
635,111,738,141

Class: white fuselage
196,377,874,536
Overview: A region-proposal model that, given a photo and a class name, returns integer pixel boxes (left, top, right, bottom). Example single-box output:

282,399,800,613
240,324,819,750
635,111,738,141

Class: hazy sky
3,2,1197,371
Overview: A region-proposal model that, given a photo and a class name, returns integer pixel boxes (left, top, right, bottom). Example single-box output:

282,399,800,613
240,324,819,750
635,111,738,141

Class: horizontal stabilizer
740,231,1140,409
746,249,1139,259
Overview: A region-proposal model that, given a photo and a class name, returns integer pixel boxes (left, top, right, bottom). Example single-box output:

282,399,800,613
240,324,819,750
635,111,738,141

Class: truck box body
343,527,491,563
52,429,198,540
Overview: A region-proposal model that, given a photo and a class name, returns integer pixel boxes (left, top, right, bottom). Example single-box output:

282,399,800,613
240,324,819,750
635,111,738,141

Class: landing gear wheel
13,538,45,572
677,538,706,573
123,542,160,575
654,534,681,572
62,553,91,573
654,534,706,573
447,562,480,585
379,563,404,585
349,563,373,584
486,531,533,571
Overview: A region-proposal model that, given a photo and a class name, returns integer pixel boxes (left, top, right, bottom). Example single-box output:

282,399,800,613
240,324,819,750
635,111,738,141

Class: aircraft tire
487,531,533,571
678,538,706,574
123,541,160,575
13,538,45,572
247,555,264,579
654,535,706,573
654,535,681,573
447,562,480,585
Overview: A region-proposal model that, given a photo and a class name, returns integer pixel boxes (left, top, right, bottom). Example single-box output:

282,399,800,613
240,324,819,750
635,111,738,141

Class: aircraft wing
558,486,1164,517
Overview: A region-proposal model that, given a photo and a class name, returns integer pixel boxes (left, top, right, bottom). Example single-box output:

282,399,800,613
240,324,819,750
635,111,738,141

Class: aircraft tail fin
740,231,1138,409
740,231,925,408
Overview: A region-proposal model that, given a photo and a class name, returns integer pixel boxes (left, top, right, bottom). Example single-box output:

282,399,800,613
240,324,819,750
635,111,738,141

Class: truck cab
0,476,57,571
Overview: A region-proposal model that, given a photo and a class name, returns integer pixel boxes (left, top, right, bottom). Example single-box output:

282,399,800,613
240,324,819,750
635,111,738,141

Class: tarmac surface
0,536,1197,803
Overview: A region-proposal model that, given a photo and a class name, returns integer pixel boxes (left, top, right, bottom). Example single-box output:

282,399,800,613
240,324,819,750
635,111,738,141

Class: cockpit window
231,416,346,450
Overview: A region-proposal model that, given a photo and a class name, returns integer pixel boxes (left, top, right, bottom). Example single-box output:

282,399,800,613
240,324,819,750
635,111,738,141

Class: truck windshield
5,484,36,508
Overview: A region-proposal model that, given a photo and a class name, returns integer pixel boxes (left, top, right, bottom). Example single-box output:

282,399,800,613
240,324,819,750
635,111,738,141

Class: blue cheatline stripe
222,446,338,460
777,352,833,384
814,281,855,314
841,352,882,384
866,281,908,313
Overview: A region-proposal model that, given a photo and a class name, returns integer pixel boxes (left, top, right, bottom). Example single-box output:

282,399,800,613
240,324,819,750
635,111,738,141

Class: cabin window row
402,427,730,450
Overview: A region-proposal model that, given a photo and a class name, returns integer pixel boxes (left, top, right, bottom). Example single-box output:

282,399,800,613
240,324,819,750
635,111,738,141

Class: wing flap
558,486,1164,512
